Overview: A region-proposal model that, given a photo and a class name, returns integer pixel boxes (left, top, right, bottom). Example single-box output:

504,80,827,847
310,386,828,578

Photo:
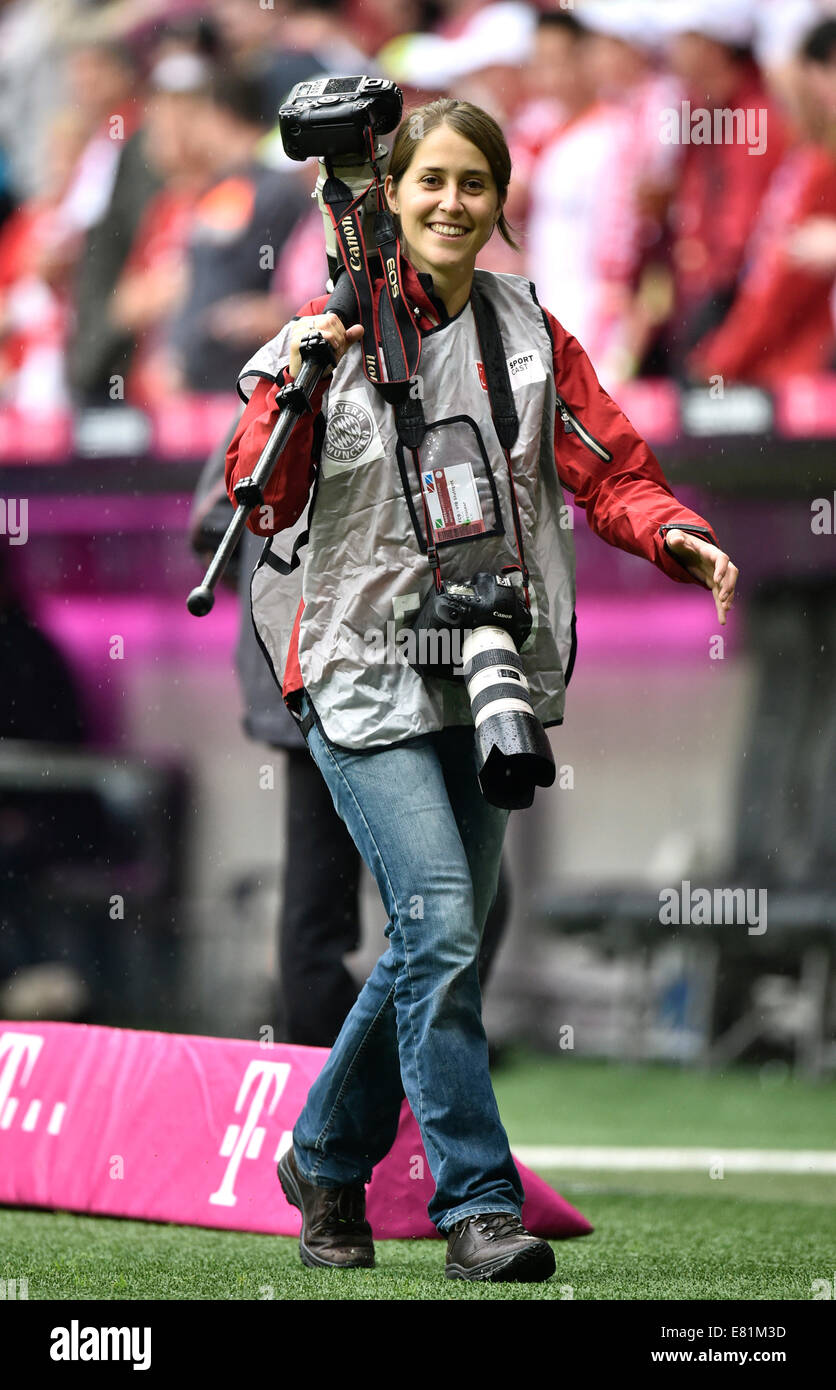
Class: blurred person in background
378,0,536,275
344,0,427,58
60,38,160,404
0,0,75,205
138,10,222,68
0,110,87,410
502,4,569,194
211,0,326,113
0,146,14,231
379,0,533,131
0,544,92,1021
164,69,313,394
750,0,824,112
109,53,216,407
425,0,498,41
787,14,836,291
579,0,684,377
431,4,533,139
524,10,642,389
686,15,836,387
662,0,789,375
280,0,383,72
0,545,87,745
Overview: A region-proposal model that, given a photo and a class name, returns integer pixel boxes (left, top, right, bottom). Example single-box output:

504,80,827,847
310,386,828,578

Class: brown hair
387,98,520,251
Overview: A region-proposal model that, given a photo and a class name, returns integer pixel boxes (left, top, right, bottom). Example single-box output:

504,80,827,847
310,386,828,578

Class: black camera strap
321,133,424,449
470,283,530,604
321,170,382,376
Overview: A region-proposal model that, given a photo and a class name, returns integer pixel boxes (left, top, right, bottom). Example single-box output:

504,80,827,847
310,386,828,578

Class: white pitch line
513,1147,836,1174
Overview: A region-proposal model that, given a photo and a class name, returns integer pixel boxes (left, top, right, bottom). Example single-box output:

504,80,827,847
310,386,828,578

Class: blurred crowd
1,0,836,410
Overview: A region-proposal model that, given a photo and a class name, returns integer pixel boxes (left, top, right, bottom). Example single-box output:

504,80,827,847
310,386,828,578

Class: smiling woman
224,93,738,1286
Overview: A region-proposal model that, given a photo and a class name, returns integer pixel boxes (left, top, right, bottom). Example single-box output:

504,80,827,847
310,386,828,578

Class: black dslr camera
278,76,402,161
410,573,555,811
278,76,403,282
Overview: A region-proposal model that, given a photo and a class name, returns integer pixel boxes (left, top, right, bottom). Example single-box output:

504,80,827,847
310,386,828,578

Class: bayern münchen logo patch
324,400,376,464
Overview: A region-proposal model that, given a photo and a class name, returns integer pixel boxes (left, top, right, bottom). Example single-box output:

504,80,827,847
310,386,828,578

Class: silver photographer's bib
242,269,577,748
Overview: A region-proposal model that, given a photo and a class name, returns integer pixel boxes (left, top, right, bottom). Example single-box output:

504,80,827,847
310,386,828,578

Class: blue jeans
290,690,525,1234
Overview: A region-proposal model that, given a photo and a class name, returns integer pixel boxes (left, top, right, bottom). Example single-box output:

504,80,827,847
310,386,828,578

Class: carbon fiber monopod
186,270,358,616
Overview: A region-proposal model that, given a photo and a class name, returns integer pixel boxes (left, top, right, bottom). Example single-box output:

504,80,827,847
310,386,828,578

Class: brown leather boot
445,1213,556,1282
278,1147,375,1269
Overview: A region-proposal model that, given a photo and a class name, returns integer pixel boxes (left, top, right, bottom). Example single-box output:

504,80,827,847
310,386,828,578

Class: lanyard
410,283,531,607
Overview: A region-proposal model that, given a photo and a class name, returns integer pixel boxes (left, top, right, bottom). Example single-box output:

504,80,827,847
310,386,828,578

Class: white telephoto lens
462,625,535,727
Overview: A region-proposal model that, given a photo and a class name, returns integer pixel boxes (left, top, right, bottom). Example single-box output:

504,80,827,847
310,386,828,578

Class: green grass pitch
1,1051,833,1300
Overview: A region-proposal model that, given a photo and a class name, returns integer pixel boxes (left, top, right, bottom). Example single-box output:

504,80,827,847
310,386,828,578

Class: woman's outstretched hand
288,312,364,380
663,529,739,626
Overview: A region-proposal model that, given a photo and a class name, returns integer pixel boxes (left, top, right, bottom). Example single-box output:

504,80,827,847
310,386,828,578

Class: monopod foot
187,584,215,616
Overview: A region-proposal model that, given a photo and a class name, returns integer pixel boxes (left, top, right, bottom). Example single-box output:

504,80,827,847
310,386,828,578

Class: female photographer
225,99,738,1283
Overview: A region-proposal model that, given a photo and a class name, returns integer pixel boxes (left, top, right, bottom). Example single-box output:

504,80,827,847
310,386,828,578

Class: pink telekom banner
0,1023,592,1240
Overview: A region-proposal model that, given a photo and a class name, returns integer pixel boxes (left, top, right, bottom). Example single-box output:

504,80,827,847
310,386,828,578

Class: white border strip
513,1146,836,1174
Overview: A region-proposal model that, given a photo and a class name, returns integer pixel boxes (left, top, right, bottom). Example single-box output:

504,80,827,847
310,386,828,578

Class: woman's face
384,123,504,284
